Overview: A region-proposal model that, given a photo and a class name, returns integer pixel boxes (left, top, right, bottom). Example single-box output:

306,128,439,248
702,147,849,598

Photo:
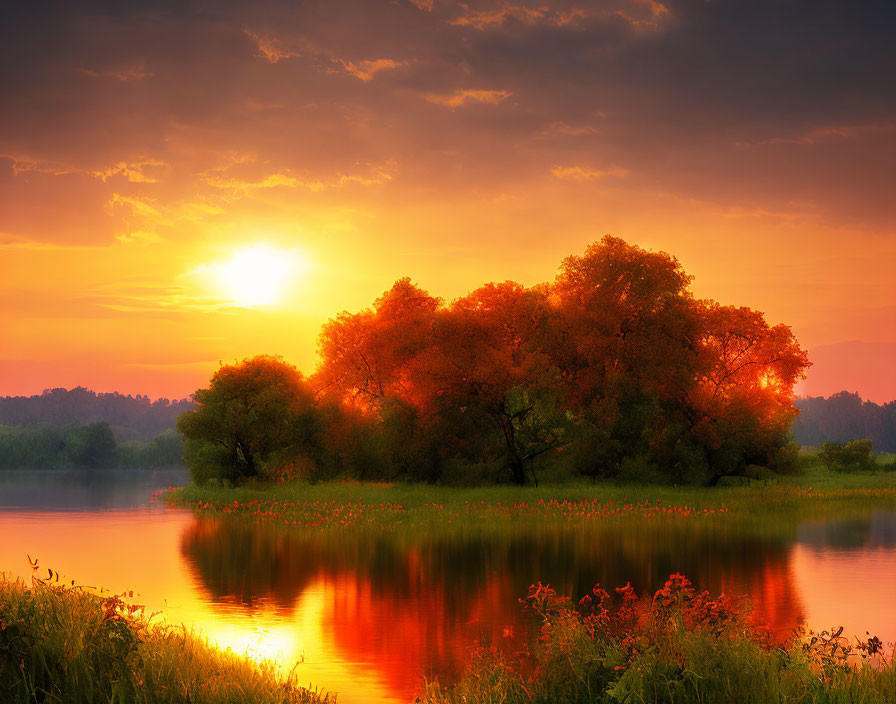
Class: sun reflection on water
4,502,896,704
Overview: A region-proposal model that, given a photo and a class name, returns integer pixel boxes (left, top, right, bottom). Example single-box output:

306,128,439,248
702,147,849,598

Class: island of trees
177,237,812,487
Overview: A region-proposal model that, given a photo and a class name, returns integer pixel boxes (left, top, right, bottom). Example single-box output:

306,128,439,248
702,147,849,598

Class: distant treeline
0,388,193,441
0,423,184,470
793,392,896,452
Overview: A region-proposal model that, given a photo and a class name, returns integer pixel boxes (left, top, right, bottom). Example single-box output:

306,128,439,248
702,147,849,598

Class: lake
1,470,895,703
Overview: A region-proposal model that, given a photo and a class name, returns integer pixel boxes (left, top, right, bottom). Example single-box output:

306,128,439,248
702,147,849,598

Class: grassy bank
166,455,896,533
0,572,331,704
420,575,896,704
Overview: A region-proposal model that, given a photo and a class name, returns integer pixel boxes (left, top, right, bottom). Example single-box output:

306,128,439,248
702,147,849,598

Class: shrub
819,440,875,473
421,575,896,704
177,356,324,485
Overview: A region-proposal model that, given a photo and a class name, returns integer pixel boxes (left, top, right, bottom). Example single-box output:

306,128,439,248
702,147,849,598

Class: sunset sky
1,0,894,402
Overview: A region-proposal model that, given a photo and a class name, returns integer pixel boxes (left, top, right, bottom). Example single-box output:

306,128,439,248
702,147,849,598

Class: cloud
535,120,601,138
609,0,669,31
244,30,301,63
77,66,153,81
743,122,896,147
4,154,165,183
4,154,75,177
335,161,396,186
90,159,167,183
84,280,240,315
108,193,162,219
203,162,395,196
448,3,587,30
0,239,103,252
424,88,512,108
551,165,629,181
204,172,324,194
114,230,163,245
106,194,164,245
445,1,670,32
336,58,403,81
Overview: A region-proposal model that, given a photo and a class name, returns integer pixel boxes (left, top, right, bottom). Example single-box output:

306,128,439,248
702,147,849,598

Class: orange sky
1,0,894,402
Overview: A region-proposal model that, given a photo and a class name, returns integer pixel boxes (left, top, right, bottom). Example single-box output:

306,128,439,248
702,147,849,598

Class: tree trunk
235,440,256,478
510,457,527,485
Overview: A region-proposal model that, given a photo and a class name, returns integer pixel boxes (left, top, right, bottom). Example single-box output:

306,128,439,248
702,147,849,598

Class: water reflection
793,511,896,644
2,473,896,704
798,511,896,550
181,516,807,699
0,468,189,510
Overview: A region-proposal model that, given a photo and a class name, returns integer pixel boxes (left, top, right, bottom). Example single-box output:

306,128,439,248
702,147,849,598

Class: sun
207,244,305,307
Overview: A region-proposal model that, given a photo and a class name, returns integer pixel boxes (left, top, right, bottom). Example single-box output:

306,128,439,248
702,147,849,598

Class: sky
1,0,894,402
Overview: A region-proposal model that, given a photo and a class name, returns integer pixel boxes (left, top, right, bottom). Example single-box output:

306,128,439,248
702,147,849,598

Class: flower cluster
185,495,727,530
191,498,406,528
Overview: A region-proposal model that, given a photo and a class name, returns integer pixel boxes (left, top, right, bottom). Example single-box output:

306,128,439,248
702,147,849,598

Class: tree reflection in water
181,515,806,700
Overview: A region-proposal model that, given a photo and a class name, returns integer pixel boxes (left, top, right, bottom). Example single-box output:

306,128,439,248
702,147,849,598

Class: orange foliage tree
678,302,810,483
545,237,702,481
315,278,440,409
416,282,569,485
180,237,810,486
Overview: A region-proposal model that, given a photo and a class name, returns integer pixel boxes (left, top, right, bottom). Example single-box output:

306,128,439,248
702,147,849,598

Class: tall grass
419,575,896,704
0,572,332,704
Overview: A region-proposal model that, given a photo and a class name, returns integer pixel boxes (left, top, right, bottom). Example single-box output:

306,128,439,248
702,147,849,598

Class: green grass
0,572,332,704
166,454,896,535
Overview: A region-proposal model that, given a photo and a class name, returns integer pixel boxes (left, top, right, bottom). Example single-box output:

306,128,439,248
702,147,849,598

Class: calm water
1,471,895,703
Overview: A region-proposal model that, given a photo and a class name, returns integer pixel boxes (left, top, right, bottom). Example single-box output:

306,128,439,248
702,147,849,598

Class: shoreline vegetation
0,571,332,704
166,452,896,533
4,566,896,704
418,575,896,704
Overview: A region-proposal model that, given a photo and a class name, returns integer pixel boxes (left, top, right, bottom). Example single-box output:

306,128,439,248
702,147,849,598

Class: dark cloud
1,0,895,243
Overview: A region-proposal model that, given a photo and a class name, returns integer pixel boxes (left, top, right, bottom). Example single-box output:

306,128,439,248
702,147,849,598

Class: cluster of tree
178,237,810,487
0,423,184,470
0,388,194,440
793,392,896,452
817,440,876,473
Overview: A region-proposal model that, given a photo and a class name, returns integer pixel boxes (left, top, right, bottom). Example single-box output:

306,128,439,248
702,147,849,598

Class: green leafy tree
177,356,321,484
64,422,117,468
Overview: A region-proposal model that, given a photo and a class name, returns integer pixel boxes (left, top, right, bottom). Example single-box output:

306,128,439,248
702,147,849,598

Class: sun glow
206,244,306,307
